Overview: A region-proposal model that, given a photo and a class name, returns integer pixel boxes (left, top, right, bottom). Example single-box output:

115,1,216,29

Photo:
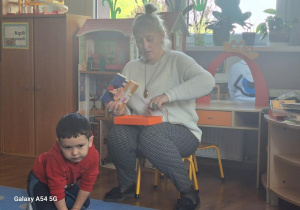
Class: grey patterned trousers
106,122,199,192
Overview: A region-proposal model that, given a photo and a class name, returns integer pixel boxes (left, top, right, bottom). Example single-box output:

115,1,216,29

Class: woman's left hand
149,93,169,110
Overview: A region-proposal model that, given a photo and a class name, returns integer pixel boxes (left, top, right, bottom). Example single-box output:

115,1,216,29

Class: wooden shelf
1,14,67,18
80,70,118,75
274,154,300,167
271,188,300,207
265,115,300,207
186,46,300,52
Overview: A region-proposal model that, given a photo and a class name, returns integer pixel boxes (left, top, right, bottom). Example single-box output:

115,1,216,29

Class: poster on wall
2,22,29,49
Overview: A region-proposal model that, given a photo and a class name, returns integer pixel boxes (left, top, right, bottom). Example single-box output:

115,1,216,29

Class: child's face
58,134,93,163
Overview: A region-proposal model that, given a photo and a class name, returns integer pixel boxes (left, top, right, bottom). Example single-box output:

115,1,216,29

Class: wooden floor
1,154,300,210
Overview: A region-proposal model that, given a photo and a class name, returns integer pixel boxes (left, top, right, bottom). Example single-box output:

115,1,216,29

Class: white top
228,60,256,102
122,50,215,141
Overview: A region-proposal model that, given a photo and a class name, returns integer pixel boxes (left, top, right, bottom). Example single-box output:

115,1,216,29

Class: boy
27,113,99,210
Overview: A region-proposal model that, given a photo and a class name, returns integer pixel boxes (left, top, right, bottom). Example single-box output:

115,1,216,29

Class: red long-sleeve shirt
33,143,99,201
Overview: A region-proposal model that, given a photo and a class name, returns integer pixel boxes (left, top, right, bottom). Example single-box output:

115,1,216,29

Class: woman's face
135,28,165,64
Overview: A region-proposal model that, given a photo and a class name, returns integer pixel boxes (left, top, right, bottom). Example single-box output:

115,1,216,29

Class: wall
277,0,300,46
65,0,95,18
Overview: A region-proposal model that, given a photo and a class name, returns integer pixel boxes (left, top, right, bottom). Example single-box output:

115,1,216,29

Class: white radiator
196,127,243,161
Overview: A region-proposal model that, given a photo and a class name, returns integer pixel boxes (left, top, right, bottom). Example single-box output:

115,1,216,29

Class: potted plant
256,8,297,44
205,15,236,46
242,27,256,46
205,0,252,46
180,0,209,46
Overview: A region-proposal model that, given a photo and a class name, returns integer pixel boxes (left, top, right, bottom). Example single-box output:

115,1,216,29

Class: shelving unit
80,70,118,75
264,115,300,207
76,19,136,119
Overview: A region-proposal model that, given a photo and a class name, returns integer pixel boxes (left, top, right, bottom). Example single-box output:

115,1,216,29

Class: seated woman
103,4,215,210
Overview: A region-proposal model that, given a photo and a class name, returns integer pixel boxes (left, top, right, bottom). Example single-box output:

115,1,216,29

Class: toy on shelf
10,0,69,15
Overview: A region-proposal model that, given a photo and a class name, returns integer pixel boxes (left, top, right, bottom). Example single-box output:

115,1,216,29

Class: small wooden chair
135,154,199,198
193,142,225,181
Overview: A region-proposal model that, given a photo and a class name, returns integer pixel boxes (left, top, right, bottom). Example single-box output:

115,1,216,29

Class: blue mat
0,186,156,210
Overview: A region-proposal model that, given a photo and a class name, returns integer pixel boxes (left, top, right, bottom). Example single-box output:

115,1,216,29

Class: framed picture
2,22,29,49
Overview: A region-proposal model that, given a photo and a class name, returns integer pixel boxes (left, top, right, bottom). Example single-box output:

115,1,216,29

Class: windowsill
186,45,300,52
186,34,300,52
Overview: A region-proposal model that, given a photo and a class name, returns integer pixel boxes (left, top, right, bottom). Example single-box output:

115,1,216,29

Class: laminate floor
0,154,299,210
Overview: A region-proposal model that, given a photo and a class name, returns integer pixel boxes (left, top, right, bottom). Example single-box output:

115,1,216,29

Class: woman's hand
106,101,127,116
149,93,169,110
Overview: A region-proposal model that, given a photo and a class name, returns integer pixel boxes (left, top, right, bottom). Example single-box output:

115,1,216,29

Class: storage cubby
234,111,260,129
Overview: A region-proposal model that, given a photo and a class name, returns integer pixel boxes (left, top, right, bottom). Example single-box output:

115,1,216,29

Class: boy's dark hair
56,113,91,140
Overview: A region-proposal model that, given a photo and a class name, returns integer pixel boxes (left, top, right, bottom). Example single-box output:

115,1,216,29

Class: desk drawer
197,110,232,126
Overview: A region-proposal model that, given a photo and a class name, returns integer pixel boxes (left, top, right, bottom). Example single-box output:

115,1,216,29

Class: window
188,0,277,34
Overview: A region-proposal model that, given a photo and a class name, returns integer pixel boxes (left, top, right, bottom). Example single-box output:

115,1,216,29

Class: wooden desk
263,115,300,207
196,101,267,188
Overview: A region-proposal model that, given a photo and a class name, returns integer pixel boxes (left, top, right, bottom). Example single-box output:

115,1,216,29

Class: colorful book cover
270,100,296,109
100,73,138,107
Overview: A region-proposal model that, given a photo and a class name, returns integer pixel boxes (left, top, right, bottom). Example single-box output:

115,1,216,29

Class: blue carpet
0,186,156,210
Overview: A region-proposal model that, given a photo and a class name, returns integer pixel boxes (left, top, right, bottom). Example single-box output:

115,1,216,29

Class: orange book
271,100,296,109
114,115,162,126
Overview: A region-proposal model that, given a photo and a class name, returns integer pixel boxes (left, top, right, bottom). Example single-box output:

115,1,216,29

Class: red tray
114,115,162,126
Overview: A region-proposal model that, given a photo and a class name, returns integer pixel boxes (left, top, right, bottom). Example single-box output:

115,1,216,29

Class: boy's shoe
103,184,135,202
175,195,201,210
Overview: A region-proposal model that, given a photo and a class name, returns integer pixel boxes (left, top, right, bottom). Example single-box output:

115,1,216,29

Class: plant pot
213,28,230,46
194,34,205,46
269,29,291,43
242,32,256,46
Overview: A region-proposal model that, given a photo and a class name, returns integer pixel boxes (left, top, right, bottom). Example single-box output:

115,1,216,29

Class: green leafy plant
205,0,252,34
256,8,297,41
102,0,121,19
204,0,252,46
190,0,209,33
135,0,152,6
205,15,235,33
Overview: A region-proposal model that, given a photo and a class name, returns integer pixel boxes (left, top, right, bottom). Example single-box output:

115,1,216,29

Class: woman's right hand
106,101,127,116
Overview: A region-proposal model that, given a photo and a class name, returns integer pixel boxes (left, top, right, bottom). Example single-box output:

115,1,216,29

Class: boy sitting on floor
27,113,99,210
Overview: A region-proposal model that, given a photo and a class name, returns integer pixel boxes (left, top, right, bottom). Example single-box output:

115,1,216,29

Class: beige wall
277,0,300,45
65,0,110,19
65,0,95,18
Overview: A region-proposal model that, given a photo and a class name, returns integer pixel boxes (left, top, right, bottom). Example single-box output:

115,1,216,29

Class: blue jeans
27,171,90,210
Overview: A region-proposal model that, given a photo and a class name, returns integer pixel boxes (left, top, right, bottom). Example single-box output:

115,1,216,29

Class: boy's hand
54,199,68,210
72,189,90,210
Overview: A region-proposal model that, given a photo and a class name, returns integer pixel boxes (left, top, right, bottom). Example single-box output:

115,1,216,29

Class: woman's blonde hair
132,4,171,51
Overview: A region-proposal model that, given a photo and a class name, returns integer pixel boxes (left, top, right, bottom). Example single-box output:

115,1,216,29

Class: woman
104,4,215,210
